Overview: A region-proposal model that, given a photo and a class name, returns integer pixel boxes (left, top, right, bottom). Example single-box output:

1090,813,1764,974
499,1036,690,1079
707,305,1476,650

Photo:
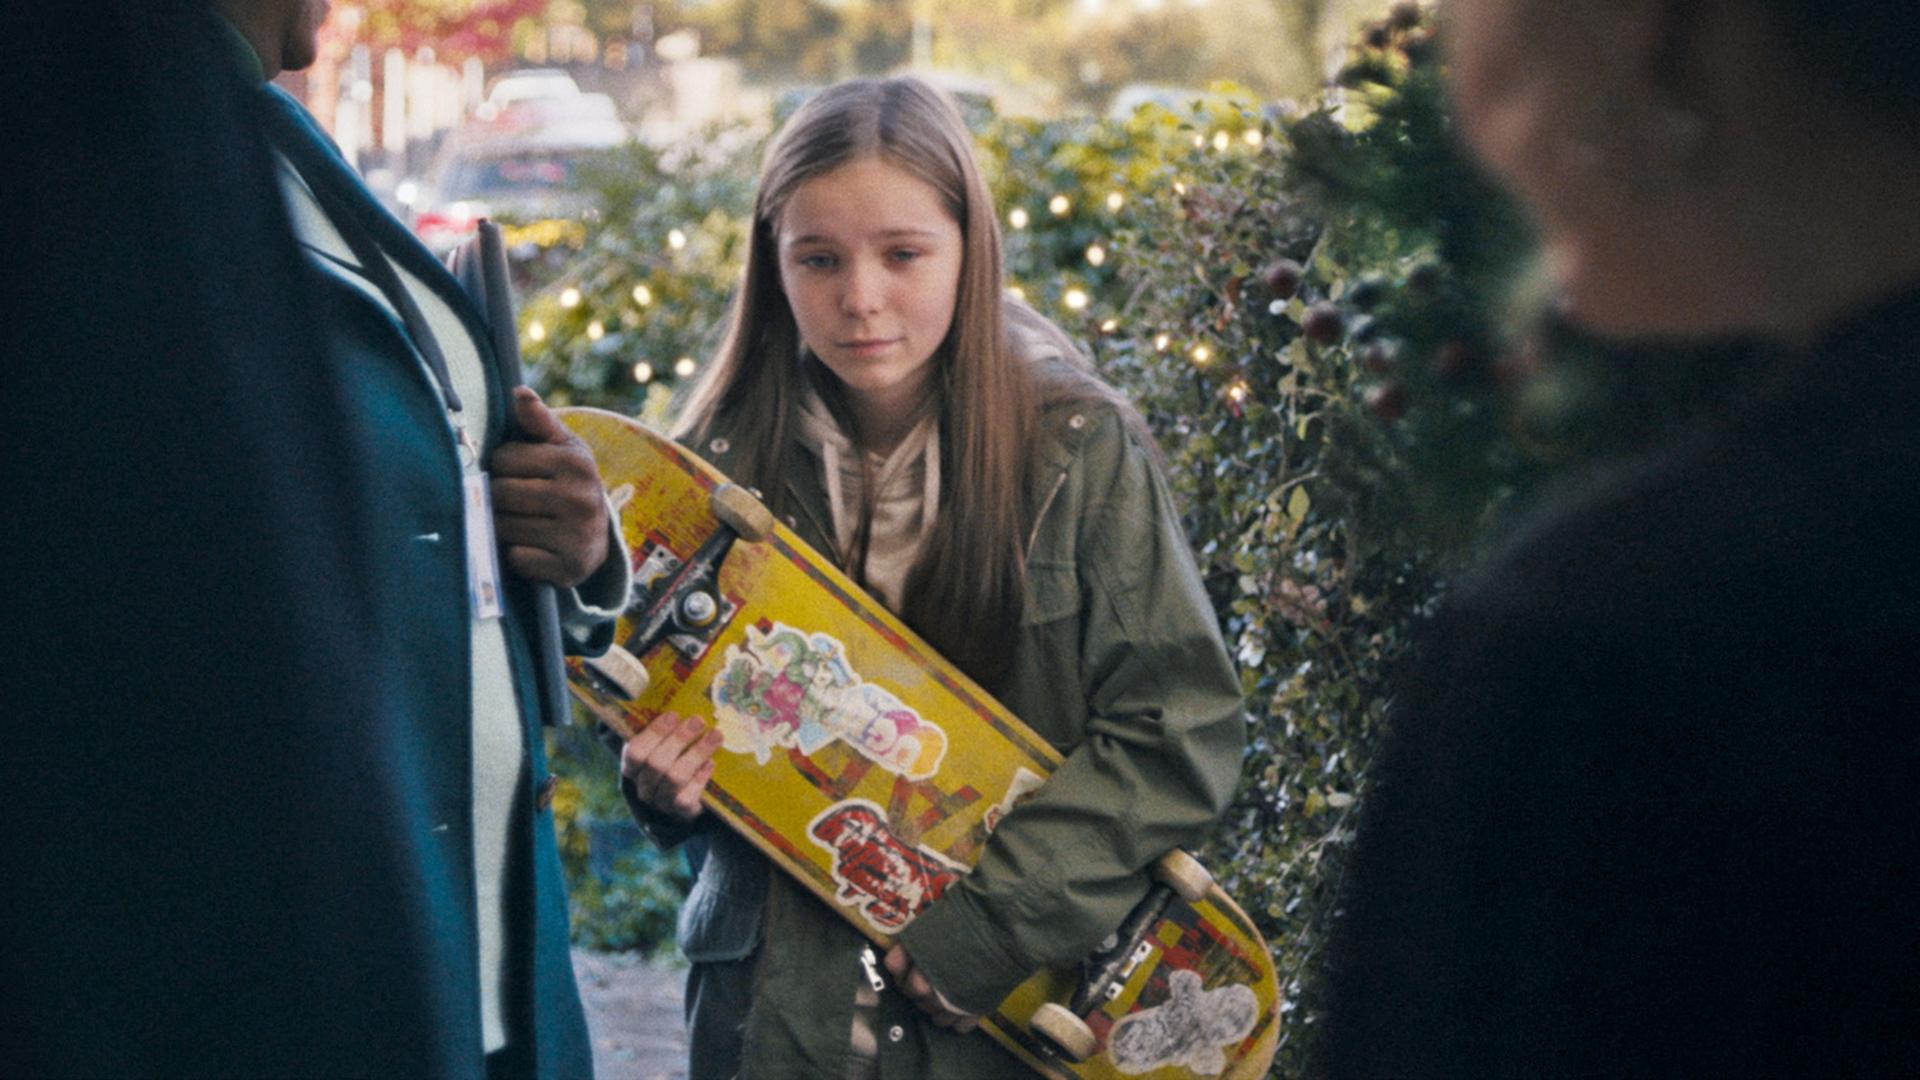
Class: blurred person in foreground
1317,0,1920,1075
207,1,635,1076
3,2,615,1077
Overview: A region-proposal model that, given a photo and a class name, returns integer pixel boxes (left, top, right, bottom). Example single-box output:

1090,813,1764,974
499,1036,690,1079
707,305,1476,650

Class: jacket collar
254,85,501,380
695,386,1103,572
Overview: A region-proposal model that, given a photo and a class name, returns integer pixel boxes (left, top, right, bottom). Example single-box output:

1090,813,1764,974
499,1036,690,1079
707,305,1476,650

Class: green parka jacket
647,356,1246,1079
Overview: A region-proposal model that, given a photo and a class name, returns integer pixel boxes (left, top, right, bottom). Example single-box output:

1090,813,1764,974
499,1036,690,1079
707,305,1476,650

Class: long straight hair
677,76,1080,688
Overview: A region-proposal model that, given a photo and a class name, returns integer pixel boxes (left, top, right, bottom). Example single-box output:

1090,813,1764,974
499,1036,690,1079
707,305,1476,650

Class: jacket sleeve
897,411,1247,1013
559,503,632,657
588,717,709,850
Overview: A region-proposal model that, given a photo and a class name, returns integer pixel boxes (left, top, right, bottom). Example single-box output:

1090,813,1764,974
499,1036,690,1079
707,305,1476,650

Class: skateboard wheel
582,645,649,700
711,483,775,543
1031,1002,1098,1063
1153,849,1214,904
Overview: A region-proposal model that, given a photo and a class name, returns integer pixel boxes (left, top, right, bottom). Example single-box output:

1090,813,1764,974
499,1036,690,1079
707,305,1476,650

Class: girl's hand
620,712,723,821
884,945,979,1033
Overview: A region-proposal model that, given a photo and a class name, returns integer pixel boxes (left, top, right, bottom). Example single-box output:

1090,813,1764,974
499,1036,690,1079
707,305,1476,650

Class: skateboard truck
580,483,775,702
1029,850,1215,1063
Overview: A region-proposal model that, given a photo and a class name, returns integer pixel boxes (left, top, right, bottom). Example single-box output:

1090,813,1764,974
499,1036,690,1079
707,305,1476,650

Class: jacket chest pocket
1023,560,1081,627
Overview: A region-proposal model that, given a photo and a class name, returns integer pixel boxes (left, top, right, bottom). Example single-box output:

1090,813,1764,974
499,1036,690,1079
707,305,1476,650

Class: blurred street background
277,0,1389,229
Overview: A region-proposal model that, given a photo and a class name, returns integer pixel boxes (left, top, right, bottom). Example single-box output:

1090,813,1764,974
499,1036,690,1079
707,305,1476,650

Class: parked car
1107,82,1213,120
474,67,581,121
410,93,632,255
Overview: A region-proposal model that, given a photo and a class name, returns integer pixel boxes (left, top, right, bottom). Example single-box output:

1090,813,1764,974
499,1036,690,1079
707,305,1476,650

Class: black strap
290,158,465,416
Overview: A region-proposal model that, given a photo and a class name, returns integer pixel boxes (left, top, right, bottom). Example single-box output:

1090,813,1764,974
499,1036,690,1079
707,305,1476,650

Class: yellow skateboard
561,408,1280,1079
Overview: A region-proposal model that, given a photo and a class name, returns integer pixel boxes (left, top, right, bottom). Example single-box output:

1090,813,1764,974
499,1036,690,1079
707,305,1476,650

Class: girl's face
776,157,964,424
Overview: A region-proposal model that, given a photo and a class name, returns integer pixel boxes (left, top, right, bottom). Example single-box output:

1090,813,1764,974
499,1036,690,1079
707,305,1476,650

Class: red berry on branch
1432,341,1475,381
1263,258,1304,299
1360,342,1395,375
1303,302,1344,345
1365,381,1409,422
1347,274,1387,311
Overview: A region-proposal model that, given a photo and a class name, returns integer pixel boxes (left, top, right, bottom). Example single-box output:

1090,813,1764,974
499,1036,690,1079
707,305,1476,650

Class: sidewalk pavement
572,948,688,1080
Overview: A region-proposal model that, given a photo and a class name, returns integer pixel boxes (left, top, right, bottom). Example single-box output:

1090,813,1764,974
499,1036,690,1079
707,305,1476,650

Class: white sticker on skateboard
808,799,963,932
1107,968,1259,1077
709,622,948,779
982,767,1046,834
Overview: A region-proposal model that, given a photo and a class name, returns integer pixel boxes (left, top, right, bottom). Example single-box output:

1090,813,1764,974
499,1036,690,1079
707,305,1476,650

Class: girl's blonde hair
676,76,1119,687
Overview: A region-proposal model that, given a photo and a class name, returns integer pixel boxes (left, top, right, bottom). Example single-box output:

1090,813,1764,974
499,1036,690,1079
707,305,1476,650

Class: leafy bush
529,8,1756,1068
1088,35,1536,1073
518,130,763,422
545,722,691,954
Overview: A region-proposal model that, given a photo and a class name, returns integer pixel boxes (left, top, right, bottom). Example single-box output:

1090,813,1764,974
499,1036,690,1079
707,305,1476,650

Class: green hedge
529,9,1754,1069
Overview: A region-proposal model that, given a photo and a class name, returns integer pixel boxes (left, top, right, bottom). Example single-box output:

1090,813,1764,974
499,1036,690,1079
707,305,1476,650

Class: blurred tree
585,0,1395,111
353,0,549,62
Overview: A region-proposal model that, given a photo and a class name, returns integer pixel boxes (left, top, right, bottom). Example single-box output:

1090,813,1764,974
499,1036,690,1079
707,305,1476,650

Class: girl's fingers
671,760,715,820
623,714,718,816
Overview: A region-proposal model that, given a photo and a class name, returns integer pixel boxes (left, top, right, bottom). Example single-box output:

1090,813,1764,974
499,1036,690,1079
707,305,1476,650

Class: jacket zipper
859,944,888,992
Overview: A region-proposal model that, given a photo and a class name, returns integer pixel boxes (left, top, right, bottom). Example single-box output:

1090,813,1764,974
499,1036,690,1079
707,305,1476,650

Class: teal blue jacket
257,86,597,1078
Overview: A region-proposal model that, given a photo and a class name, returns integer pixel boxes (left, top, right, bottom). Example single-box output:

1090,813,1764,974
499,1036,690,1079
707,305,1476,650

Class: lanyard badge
459,426,505,621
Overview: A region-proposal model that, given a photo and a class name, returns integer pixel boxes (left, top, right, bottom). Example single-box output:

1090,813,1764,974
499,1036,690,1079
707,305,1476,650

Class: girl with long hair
616,76,1245,1078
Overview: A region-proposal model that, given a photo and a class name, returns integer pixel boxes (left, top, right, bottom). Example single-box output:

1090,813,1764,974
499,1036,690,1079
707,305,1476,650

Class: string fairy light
1085,244,1107,267
559,287,581,309
527,320,547,342
632,284,653,306
1105,192,1125,212
1049,194,1071,216
632,361,653,384
668,229,687,251
1063,288,1089,311
674,357,698,378
586,320,605,341
1008,207,1030,230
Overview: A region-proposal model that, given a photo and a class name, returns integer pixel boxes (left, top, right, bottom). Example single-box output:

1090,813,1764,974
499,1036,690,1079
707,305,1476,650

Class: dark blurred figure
0,2,613,1077
0,1,472,1076
218,0,629,1074
1318,1,1920,1075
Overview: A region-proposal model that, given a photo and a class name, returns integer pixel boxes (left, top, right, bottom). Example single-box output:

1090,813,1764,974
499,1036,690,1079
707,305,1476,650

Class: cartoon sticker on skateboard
808,798,965,932
1107,970,1259,1076
710,621,948,779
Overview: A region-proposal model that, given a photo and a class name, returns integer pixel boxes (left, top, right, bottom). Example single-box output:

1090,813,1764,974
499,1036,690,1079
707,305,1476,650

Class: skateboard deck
560,407,1280,1079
